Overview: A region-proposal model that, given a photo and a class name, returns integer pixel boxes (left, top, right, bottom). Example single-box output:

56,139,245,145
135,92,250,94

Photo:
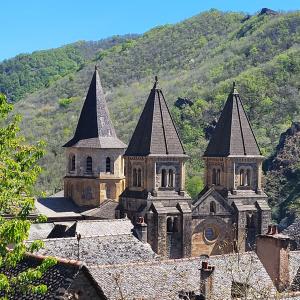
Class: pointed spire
204,84,261,157
152,75,159,90
63,68,126,149
125,78,185,156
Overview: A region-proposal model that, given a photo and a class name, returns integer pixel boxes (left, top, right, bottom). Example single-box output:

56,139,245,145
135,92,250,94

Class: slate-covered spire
204,83,261,157
63,67,126,149
125,77,185,156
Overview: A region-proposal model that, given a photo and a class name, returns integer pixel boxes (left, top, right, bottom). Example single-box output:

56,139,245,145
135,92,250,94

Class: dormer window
86,156,92,173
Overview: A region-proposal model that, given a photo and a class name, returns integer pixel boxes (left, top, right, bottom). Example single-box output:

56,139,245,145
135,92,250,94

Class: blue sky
1,0,299,61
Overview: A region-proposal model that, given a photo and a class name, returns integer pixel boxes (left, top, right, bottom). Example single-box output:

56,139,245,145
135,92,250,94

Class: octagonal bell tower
63,67,127,207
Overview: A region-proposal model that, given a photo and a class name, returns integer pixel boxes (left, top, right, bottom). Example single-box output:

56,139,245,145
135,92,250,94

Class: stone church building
63,67,126,207
63,69,271,259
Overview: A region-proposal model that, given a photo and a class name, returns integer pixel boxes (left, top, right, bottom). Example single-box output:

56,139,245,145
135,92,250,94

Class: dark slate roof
0,253,97,300
90,252,277,299
36,234,157,266
81,200,118,219
125,77,186,156
204,83,261,157
63,67,126,149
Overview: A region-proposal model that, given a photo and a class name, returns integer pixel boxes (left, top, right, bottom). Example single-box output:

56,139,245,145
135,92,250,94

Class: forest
0,9,299,225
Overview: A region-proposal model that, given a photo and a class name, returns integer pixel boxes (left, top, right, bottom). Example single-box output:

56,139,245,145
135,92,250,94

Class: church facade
63,69,271,259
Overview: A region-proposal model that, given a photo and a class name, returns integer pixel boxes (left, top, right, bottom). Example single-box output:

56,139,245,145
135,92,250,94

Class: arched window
210,201,216,214
246,169,251,186
216,169,221,185
133,168,137,187
106,157,111,173
212,168,217,185
167,217,173,232
240,169,245,186
161,169,167,187
137,168,142,187
69,154,75,171
86,156,92,173
168,169,174,187
173,217,179,232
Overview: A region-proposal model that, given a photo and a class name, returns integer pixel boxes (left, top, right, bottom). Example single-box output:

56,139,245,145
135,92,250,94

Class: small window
212,168,217,185
167,217,173,232
69,154,75,171
168,169,174,187
173,217,179,232
106,157,111,173
133,168,137,187
161,169,167,187
240,169,245,186
210,201,216,214
246,169,251,186
86,156,92,173
137,169,142,187
216,169,221,185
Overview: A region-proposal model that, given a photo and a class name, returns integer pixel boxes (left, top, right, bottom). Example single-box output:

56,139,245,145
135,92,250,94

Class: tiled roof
63,67,126,149
28,219,134,240
75,219,133,237
0,254,83,300
36,234,157,266
204,83,261,157
89,252,277,300
81,200,119,219
125,77,186,156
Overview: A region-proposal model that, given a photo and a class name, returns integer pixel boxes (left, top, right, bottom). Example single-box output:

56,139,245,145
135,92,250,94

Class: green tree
0,94,56,298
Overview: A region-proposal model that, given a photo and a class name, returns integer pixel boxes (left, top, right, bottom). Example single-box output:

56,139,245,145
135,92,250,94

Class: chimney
200,261,215,299
134,217,148,243
256,225,290,292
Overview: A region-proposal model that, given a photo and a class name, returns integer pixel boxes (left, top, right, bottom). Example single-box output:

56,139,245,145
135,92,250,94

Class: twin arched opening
239,168,251,187
161,168,175,188
133,168,142,187
212,168,221,185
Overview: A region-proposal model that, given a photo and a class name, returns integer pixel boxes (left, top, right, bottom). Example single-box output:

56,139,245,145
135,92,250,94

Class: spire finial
232,81,238,94
95,65,98,71
153,75,160,90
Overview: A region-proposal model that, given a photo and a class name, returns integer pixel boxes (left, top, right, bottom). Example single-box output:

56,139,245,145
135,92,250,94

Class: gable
192,188,233,217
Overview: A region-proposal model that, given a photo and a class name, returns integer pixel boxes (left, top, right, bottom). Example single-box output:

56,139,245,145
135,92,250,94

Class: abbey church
62,67,271,259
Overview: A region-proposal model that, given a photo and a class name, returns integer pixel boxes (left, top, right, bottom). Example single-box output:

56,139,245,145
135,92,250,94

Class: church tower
119,77,192,258
191,83,271,255
63,67,127,207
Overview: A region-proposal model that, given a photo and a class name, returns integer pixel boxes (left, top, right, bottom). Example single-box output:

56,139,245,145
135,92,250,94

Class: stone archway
191,217,234,257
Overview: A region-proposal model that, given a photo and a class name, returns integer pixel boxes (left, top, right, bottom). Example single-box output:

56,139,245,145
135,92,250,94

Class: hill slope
0,9,299,221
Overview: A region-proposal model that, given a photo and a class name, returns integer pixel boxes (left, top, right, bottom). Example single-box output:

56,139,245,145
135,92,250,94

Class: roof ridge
25,252,83,267
89,251,258,269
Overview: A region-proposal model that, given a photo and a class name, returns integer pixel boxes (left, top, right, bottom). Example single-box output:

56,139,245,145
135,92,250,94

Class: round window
204,227,218,242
